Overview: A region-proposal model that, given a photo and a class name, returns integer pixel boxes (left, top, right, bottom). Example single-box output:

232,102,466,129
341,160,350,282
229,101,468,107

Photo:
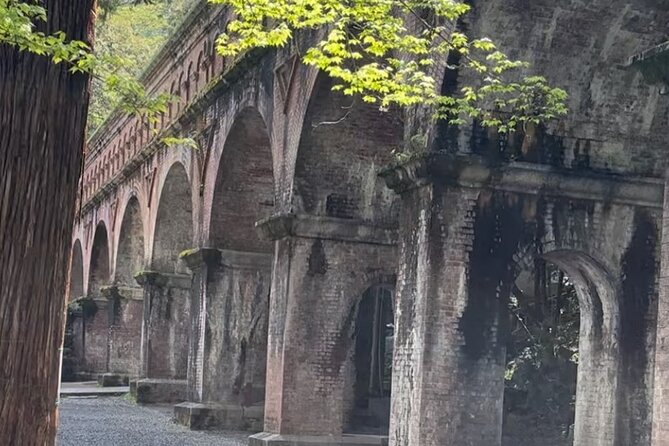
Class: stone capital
179,247,222,271
134,270,169,287
255,213,295,241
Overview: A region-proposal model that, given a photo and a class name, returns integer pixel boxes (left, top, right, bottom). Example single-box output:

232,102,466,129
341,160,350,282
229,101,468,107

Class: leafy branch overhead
2,0,567,133
1,0,173,124
212,0,568,131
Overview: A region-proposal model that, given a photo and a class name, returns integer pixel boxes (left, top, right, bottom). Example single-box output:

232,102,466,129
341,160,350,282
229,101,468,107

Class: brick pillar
180,248,221,402
132,271,191,403
251,213,396,446
97,285,143,385
381,158,513,446
175,248,271,431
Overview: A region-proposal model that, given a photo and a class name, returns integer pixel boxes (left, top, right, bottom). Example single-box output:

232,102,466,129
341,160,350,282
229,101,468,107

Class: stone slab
248,433,388,446
60,381,129,397
130,378,187,404
97,373,130,387
174,401,263,431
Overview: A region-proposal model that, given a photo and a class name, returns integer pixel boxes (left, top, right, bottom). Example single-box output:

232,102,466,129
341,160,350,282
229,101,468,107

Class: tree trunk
0,1,94,444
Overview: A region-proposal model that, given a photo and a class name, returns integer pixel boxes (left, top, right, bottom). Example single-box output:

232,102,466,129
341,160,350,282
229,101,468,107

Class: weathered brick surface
65,1,669,444
263,235,397,436
386,163,661,446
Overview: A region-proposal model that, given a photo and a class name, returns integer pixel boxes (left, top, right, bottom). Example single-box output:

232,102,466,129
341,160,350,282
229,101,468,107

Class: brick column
381,156,513,446
175,248,271,431
97,285,143,386
250,213,397,446
132,270,191,403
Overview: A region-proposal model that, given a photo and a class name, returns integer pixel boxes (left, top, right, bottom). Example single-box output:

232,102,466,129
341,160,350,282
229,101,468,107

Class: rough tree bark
0,1,94,444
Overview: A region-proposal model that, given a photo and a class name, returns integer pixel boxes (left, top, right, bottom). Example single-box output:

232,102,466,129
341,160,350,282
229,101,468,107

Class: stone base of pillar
174,402,263,431
97,373,130,387
129,378,187,404
248,433,388,446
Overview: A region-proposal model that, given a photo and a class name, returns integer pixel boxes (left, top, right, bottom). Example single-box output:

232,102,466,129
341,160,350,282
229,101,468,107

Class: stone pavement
57,396,250,446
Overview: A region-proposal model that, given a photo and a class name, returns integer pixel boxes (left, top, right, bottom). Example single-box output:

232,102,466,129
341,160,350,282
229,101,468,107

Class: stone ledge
97,373,130,387
130,378,187,404
380,153,664,209
174,401,263,431
255,214,397,246
249,433,388,446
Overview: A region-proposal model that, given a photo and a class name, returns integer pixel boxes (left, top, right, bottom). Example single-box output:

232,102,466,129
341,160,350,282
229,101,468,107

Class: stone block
130,378,187,404
174,401,263,431
97,373,129,387
248,433,388,446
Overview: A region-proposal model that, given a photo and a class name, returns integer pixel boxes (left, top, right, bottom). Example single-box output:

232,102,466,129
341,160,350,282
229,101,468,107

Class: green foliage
88,0,193,131
505,263,579,436
0,0,186,134
212,0,568,131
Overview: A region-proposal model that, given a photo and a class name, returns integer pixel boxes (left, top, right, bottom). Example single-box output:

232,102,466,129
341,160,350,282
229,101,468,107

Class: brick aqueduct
63,1,669,445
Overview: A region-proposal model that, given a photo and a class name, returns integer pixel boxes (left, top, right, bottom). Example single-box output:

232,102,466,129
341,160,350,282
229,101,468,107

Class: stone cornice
255,213,398,246
380,153,664,209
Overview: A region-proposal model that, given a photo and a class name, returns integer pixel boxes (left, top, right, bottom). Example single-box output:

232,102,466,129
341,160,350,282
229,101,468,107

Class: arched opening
347,285,394,435
152,163,192,273
62,240,86,381
84,223,111,375
293,74,403,225
202,108,273,415
116,196,144,285
502,251,619,446
143,162,192,380
110,196,145,377
69,240,84,301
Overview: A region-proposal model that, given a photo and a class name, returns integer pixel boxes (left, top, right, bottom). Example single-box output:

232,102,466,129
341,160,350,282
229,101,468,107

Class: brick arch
114,195,146,285
69,239,85,301
207,107,274,252
88,221,111,298
291,72,403,224
151,161,193,273
459,191,658,446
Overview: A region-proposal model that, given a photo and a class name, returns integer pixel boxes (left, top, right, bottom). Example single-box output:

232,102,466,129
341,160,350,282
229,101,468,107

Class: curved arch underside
69,240,84,301
209,108,274,253
116,196,144,285
294,74,403,225
152,163,192,273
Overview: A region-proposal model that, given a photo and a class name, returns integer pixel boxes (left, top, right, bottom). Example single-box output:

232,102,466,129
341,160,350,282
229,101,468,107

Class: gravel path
57,396,251,446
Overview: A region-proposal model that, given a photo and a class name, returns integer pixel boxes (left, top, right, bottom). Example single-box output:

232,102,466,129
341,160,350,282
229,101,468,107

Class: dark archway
152,162,192,273
62,240,86,381
69,240,84,301
501,250,620,446
110,196,145,377
348,285,395,435
84,223,111,374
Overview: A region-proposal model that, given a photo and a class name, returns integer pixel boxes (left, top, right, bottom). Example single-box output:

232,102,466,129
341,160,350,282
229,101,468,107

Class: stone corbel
134,270,169,288
179,247,222,272
255,213,295,241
